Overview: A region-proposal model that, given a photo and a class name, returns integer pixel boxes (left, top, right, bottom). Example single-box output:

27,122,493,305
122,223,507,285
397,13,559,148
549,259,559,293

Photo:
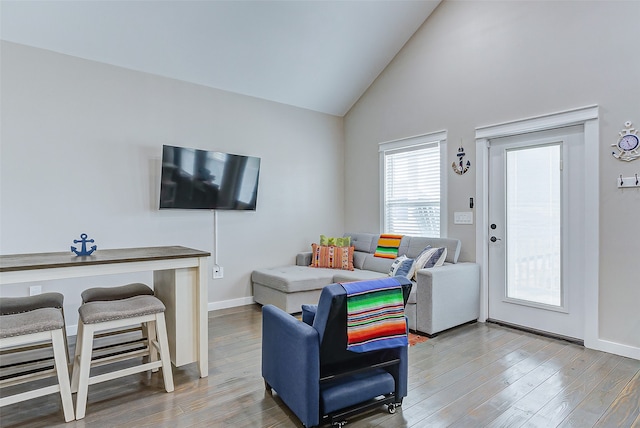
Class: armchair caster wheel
388,403,397,414
264,380,272,393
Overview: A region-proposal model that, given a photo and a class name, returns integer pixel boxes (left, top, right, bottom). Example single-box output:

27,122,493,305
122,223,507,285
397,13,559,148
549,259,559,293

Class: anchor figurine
452,146,471,175
71,233,97,256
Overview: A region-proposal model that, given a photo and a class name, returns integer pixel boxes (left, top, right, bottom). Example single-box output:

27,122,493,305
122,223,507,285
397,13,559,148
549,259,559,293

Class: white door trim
475,105,606,353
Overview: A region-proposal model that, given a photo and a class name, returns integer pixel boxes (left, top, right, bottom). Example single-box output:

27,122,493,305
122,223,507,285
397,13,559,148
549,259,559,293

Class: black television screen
159,145,261,210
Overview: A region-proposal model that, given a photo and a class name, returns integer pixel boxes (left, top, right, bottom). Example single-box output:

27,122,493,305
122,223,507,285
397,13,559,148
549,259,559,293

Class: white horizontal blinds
384,142,440,237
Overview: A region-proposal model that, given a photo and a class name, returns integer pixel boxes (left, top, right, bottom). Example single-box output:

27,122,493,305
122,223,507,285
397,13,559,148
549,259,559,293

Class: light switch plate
454,211,473,225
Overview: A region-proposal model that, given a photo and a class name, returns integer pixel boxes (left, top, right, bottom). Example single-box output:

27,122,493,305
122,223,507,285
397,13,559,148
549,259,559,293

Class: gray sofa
251,232,480,336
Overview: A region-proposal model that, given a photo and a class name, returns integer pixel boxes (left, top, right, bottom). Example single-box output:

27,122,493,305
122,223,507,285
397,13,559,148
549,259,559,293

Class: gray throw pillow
394,258,415,279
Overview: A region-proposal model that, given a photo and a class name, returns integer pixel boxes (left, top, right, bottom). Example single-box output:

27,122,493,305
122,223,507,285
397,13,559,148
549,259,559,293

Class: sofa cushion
252,266,335,293
395,257,415,279
361,254,395,274
405,236,460,264
413,247,446,280
352,251,368,270
414,246,446,269
320,235,351,247
428,248,447,268
310,244,354,271
373,234,403,259
331,269,387,283
345,232,379,253
345,232,461,264
388,255,409,276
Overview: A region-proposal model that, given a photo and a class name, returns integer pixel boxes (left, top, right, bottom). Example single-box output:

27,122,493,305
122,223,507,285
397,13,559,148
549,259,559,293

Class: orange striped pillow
374,234,403,259
309,244,354,271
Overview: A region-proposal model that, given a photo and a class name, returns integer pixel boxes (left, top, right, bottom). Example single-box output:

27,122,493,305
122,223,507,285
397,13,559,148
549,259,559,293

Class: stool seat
81,283,153,303
0,308,64,338
0,292,64,315
80,284,155,368
78,295,166,324
0,292,70,363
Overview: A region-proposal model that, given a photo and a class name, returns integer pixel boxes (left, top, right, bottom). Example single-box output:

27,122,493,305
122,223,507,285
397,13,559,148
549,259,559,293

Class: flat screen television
159,145,261,210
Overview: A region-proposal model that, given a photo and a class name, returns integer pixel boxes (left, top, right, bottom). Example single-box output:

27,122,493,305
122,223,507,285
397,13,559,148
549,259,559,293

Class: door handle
490,236,502,242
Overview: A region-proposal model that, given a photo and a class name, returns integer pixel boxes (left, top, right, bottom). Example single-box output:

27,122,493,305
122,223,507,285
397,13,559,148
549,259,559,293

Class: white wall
0,41,345,320
344,1,640,352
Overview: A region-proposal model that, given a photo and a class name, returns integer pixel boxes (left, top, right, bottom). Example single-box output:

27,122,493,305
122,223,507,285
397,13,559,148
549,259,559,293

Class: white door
488,126,584,340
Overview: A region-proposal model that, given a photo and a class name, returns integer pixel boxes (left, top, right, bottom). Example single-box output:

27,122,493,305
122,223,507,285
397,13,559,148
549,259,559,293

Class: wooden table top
0,246,211,272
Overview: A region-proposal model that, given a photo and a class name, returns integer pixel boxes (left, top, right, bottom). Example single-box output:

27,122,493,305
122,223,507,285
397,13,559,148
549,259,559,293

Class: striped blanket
341,277,408,353
374,234,403,259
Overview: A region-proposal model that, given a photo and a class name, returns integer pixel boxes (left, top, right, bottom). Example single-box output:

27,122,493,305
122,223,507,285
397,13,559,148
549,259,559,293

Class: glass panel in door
505,144,561,307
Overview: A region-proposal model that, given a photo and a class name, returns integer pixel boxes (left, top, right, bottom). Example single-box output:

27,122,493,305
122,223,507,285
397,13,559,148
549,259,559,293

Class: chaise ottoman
251,265,336,313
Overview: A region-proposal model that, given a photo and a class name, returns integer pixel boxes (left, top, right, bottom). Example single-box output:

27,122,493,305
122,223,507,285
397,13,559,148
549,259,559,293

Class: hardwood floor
1,304,638,427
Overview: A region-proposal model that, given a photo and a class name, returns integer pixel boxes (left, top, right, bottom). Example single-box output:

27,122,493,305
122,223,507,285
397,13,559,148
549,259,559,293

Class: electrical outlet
29,285,42,296
213,266,224,279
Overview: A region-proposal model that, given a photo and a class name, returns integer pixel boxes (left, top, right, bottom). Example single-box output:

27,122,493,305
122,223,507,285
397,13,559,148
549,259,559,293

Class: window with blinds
381,140,442,237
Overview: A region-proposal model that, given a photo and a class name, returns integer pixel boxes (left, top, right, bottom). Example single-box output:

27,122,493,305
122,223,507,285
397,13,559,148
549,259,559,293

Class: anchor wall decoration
452,146,471,175
71,233,97,256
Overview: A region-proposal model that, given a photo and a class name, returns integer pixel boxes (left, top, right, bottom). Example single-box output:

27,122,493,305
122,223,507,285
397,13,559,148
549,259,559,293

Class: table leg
197,257,209,378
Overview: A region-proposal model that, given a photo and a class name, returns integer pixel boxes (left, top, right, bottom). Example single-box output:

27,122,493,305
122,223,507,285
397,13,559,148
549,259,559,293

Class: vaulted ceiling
0,1,441,116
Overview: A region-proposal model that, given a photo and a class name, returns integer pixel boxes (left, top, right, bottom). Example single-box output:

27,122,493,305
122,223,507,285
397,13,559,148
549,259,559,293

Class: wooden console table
0,246,210,378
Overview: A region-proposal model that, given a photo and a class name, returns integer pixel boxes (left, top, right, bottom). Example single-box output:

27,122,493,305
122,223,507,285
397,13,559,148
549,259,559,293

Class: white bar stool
79,283,155,355
0,307,75,422
70,294,174,420
0,293,70,364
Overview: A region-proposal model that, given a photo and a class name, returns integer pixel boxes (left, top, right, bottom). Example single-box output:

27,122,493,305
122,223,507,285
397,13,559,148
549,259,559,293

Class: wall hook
617,173,640,188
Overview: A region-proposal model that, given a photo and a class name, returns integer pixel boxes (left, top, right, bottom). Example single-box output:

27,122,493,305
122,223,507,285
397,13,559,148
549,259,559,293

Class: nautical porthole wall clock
612,121,639,162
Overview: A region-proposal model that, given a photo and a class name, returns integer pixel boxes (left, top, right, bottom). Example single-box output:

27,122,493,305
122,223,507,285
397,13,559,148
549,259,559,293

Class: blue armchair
262,277,412,427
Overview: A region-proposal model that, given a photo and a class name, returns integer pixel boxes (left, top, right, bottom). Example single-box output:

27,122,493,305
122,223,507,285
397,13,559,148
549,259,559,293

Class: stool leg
70,319,85,394
74,322,95,420
155,313,174,392
51,329,75,422
141,321,150,364
147,320,158,373
141,321,149,343
60,307,71,366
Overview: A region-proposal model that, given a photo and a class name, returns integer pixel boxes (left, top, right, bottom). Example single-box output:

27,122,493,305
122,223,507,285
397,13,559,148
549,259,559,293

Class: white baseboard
65,297,256,338
208,296,255,312
589,338,640,361
480,320,639,361
65,308,638,360
66,325,78,337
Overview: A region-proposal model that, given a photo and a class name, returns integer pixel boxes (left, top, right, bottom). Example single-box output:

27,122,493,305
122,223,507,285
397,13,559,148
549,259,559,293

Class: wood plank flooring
1,304,638,427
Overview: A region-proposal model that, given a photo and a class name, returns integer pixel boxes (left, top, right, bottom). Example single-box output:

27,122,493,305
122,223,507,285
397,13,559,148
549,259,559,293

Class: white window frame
379,130,448,237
